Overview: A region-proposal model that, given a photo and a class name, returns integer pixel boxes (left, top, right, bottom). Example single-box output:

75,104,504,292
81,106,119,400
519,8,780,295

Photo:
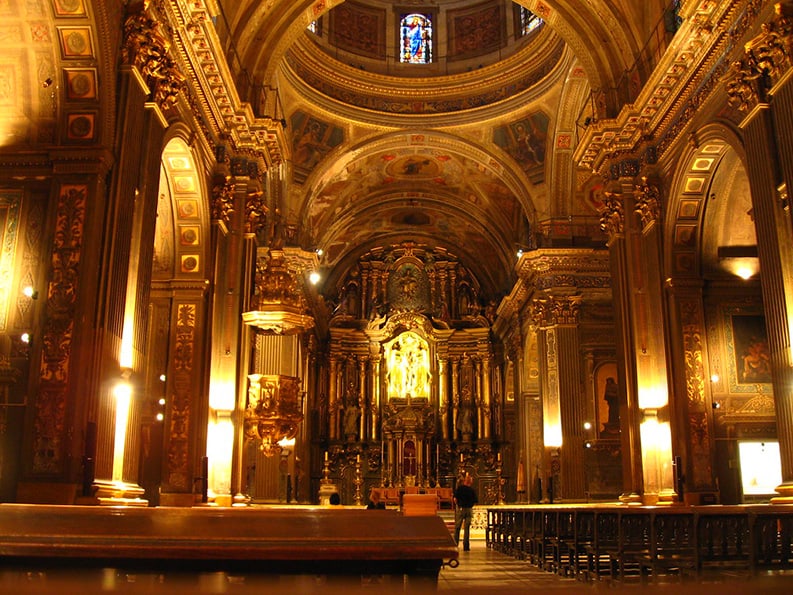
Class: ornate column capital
121,2,185,108
726,3,793,112
531,295,581,327
634,176,662,229
598,191,625,239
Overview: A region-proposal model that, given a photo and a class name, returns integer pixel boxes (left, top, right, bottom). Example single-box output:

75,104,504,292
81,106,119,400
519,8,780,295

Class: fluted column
481,354,492,439
358,358,367,440
369,348,380,440
533,296,586,500
329,356,339,440
451,358,460,437
598,186,643,502
438,358,449,439
726,1,793,501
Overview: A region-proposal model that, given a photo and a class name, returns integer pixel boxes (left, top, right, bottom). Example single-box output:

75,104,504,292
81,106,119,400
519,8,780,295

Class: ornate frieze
32,184,86,473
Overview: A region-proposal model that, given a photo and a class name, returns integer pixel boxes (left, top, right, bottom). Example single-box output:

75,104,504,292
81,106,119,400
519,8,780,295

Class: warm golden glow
640,413,673,495
207,414,234,497
385,331,431,399
638,384,667,409
209,379,236,411
119,317,135,369
112,381,132,482
739,441,782,495
721,257,759,280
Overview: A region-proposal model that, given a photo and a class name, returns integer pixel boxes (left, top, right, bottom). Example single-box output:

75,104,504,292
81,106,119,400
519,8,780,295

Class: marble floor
438,539,793,595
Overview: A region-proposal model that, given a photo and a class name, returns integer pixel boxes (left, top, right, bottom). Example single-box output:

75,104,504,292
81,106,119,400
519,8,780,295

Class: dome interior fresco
212,0,665,300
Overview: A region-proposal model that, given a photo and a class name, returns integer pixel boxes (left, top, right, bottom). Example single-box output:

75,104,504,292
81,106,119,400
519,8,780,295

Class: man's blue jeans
454,506,473,550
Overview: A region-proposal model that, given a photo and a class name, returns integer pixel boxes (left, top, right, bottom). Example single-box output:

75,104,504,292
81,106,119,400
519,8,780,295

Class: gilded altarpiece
320,243,507,502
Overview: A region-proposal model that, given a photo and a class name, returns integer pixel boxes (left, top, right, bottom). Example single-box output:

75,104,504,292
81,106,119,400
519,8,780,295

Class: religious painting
290,111,344,184
726,313,772,389
400,13,433,64
594,362,619,438
386,261,430,311
493,112,548,185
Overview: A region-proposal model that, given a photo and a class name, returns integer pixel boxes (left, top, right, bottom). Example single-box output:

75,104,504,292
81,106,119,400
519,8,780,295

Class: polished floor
3,537,793,594
437,539,793,594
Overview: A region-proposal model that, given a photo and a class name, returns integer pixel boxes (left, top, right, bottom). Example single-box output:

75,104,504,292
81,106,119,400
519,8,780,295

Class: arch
664,123,752,282
155,135,211,280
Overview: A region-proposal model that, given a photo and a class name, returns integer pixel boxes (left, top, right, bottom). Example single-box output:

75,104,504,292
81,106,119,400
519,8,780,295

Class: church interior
1,0,793,553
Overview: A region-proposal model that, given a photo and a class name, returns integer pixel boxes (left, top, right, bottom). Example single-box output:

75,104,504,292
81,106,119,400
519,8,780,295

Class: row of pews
486,504,793,582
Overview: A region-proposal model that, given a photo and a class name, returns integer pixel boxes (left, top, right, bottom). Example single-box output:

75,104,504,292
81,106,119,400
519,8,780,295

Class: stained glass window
400,13,432,64
518,7,543,37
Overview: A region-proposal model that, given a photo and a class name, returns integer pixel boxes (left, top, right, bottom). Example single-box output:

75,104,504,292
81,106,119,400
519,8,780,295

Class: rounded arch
155,132,212,280
665,123,754,282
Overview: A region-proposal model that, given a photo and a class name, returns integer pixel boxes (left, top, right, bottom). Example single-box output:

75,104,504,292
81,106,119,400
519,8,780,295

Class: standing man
453,473,478,551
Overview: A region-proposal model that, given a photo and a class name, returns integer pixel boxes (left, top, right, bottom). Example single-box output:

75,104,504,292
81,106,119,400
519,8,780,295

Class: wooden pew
0,504,458,585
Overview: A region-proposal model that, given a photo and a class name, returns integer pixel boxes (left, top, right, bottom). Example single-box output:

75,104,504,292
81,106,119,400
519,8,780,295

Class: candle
357,454,361,463
497,452,501,462
460,453,464,463
324,451,328,462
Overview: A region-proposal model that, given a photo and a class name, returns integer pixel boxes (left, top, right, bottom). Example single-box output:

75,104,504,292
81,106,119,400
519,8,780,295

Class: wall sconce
22,286,38,299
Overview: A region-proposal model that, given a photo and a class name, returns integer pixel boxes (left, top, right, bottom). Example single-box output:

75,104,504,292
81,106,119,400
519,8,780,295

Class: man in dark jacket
453,473,478,551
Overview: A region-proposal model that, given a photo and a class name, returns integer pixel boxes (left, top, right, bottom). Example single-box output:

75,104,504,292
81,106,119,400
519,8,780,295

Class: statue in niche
343,400,360,440
602,377,620,434
457,394,474,441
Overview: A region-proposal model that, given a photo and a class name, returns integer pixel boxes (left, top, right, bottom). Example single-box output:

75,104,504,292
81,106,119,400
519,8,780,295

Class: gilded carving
598,191,624,237
634,177,661,228
532,296,580,327
32,184,86,473
210,176,234,225
167,302,195,489
122,1,185,108
245,189,267,236
244,374,303,456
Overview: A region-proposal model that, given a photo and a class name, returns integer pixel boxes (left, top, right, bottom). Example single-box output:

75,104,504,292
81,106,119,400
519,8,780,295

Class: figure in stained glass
400,14,432,64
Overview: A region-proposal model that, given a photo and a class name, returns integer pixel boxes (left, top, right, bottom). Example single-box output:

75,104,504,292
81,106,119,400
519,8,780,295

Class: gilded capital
634,177,661,228
598,191,625,238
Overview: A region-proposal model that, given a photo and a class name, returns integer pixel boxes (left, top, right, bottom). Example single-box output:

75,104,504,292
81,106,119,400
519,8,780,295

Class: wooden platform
0,504,458,582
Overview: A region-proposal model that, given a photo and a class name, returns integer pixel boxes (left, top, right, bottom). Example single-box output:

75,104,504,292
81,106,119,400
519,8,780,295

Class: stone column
533,296,586,500
481,354,492,440
598,186,643,502
727,2,793,501
328,356,339,440
438,357,449,440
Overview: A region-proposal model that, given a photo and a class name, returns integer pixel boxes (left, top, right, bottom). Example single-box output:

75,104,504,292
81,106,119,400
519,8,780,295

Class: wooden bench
0,504,457,585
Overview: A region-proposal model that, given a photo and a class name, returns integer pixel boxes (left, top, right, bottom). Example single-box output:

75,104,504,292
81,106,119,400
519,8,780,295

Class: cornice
161,0,286,167
573,0,770,177
283,29,568,119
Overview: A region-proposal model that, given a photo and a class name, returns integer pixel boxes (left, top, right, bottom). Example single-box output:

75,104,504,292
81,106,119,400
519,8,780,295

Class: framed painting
724,309,772,392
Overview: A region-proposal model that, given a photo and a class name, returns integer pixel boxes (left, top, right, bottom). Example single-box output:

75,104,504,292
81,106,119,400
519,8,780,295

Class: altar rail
0,504,457,586
486,504,793,582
